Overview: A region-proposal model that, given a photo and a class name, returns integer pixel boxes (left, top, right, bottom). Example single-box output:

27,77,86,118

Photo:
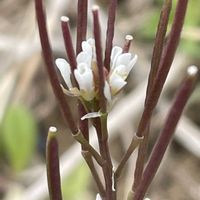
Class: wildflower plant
35,0,199,200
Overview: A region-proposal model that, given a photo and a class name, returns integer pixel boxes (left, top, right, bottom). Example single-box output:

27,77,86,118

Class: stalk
133,66,199,200
46,127,62,200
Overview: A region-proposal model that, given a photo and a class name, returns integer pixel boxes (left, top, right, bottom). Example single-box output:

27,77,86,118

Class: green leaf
0,105,37,171
62,162,90,200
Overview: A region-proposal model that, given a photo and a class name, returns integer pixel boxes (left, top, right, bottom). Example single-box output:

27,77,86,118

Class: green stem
73,131,105,166
82,150,105,197
114,135,143,183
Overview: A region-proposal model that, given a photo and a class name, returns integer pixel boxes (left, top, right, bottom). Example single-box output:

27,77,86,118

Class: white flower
77,38,96,68
106,46,138,97
55,38,96,101
104,81,112,101
74,63,95,101
56,58,72,89
56,38,137,102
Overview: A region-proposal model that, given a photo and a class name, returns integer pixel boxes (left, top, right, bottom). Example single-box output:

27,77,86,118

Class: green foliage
62,162,90,200
140,0,200,58
0,105,37,171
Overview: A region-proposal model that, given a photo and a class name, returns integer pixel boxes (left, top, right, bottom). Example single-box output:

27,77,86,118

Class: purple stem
76,0,88,54
146,0,172,98
104,0,117,71
46,127,62,200
92,6,106,112
122,35,133,53
35,0,77,133
133,0,188,190
132,0,172,190
76,0,89,141
61,17,77,73
133,66,198,200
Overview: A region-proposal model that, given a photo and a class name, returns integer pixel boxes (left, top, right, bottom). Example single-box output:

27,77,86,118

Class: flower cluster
56,38,137,102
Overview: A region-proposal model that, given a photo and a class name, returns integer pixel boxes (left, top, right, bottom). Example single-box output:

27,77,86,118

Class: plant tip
92,5,100,11
49,126,57,133
187,65,198,76
61,16,69,22
125,35,133,41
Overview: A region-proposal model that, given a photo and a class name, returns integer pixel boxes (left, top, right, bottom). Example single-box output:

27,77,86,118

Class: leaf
0,105,37,171
62,162,90,200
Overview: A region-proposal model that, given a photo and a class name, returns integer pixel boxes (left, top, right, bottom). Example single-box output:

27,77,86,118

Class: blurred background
0,0,200,199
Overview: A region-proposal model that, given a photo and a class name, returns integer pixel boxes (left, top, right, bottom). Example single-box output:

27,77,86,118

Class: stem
82,150,105,197
100,113,113,167
101,114,114,199
73,131,105,166
35,0,77,133
93,116,114,200
146,0,172,98
46,127,62,200
92,6,107,113
61,16,77,78
76,0,88,54
133,66,199,200
122,35,133,53
133,0,188,190
114,136,143,183
104,0,117,71
79,104,104,197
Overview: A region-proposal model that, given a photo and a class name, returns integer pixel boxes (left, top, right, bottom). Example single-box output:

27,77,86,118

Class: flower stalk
133,0,188,191
61,16,77,73
123,35,133,53
35,0,77,134
46,127,62,200
133,66,199,200
114,135,143,185
92,6,107,113
82,150,105,197
104,0,117,70
76,0,88,54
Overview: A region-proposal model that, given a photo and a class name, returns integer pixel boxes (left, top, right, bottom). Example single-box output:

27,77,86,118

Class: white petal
82,38,95,57
96,194,102,200
104,81,112,101
55,58,72,88
115,53,132,67
81,112,101,120
82,41,92,55
87,38,95,46
74,63,94,93
111,46,123,69
112,65,128,79
76,51,92,67
110,73,127,95
127,54,138,73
